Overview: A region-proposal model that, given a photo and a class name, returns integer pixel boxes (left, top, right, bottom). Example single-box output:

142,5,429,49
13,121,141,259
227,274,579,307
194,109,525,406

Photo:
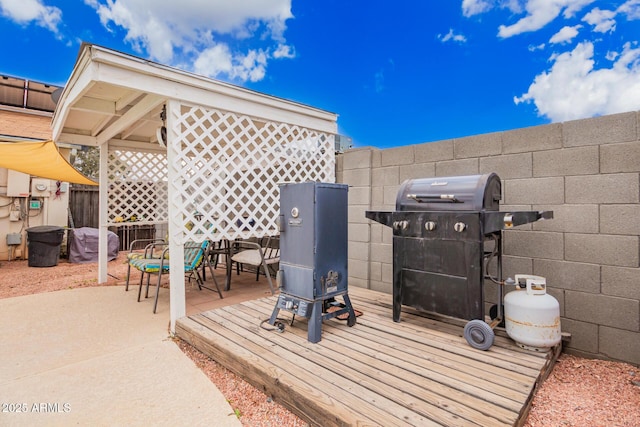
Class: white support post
167,99,186,333
98,143,109,284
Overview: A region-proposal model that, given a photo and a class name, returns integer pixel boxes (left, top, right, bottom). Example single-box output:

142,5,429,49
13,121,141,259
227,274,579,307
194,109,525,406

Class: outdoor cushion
130,241,206,274
126,251,169,261
130,257,169,273
127,252,148,261
232,248,279,266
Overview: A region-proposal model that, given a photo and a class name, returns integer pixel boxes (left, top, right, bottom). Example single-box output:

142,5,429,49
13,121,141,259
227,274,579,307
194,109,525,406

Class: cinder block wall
337,110,640,366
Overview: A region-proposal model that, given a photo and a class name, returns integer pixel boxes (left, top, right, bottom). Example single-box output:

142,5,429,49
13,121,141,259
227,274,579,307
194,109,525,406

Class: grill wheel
463,319,495,351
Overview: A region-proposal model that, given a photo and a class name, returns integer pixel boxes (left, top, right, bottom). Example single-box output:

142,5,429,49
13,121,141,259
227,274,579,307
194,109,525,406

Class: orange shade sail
0,140,97,186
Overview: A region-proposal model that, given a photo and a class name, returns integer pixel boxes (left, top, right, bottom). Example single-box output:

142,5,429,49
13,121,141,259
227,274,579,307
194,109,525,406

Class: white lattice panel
170,103,335,243
107,150,168,224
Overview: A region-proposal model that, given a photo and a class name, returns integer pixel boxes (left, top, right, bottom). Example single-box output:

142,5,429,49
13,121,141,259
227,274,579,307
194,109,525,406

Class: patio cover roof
0,140,97,185
52,43,337,149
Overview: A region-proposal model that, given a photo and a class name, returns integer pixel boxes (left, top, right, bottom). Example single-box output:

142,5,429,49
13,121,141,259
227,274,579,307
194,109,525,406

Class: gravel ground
1,255,638,426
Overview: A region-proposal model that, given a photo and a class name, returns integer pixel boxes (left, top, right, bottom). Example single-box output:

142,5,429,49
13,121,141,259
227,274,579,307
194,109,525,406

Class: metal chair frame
226,235,279,294
132,240,223,312
124,238,166,291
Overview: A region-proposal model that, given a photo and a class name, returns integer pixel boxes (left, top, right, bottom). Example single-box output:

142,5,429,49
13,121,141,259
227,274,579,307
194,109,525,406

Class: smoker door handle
407,194,462,203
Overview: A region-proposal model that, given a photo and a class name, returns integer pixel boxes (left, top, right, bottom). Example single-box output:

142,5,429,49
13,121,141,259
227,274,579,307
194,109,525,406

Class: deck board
176,286,559,427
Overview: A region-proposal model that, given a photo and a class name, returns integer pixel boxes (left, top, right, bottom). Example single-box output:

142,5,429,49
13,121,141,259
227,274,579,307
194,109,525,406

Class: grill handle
407,194,462,203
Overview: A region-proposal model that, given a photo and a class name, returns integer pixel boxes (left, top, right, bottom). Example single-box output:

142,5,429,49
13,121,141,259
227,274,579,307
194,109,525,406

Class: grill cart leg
392,290,402,322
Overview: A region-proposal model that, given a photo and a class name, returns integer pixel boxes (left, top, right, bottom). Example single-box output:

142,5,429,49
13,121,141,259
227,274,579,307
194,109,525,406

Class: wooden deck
176,286,560,427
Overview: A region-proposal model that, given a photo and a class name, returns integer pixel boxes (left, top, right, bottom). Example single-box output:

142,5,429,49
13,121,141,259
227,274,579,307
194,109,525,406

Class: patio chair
124,238,166,291
132,240,223,313
226,235,279,294
201,239,230,281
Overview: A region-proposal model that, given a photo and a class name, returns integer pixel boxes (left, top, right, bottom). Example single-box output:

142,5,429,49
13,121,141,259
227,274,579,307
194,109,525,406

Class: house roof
52,43,338,150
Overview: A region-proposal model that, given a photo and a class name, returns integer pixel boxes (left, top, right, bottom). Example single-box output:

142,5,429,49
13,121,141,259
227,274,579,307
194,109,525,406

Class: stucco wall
337,110,640,366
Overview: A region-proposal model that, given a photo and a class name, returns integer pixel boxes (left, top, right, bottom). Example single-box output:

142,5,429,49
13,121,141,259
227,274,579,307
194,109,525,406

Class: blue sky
1,0,639,148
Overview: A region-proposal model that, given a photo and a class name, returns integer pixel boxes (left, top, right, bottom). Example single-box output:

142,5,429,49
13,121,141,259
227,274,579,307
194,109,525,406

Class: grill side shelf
365,211,393,227
484,210,554,234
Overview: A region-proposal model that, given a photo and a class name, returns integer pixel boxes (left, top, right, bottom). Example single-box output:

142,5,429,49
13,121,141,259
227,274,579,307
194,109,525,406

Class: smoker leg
268,305,281,326
308,301,323,343
342,294,357,327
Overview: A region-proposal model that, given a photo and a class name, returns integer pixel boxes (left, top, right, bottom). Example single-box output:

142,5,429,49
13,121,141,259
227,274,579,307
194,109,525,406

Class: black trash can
26,226,65,267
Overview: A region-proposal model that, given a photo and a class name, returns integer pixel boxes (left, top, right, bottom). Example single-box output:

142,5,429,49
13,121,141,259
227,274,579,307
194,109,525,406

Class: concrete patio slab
0,286,241,427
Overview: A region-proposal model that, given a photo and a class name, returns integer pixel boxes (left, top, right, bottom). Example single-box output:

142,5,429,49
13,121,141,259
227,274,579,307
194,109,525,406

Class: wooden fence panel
68,184,99,229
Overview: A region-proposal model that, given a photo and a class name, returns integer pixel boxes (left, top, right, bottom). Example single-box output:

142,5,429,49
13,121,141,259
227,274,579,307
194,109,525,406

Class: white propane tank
504,275,561,352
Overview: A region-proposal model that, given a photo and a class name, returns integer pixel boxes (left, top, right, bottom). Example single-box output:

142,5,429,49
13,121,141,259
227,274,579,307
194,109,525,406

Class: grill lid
396,173,501,211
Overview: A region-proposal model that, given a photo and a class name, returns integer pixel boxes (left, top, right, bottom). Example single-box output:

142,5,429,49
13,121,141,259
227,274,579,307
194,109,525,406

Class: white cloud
498,0,595,38
618,0,640,20
583,7,617,33
193,44,233,78
529,43,546,51
606,50,619,61
86,0,294,82
462,0,493,17
193,44,268,82
438,28,467,43
549,24,582,44
273,44,295,59
0,0,62,33
514,41,640,121
562,0,596,18
580,1,640,34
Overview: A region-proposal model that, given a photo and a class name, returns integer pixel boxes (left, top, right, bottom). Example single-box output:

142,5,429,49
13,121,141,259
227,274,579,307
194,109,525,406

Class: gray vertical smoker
269,181,356,343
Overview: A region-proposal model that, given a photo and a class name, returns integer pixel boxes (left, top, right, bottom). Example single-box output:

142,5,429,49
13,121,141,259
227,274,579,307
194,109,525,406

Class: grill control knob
424,221,437,231
454,222,467,232
393,220,409,231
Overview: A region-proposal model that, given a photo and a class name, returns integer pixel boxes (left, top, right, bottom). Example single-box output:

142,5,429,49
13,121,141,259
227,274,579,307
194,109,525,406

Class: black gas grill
366,174,552,336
